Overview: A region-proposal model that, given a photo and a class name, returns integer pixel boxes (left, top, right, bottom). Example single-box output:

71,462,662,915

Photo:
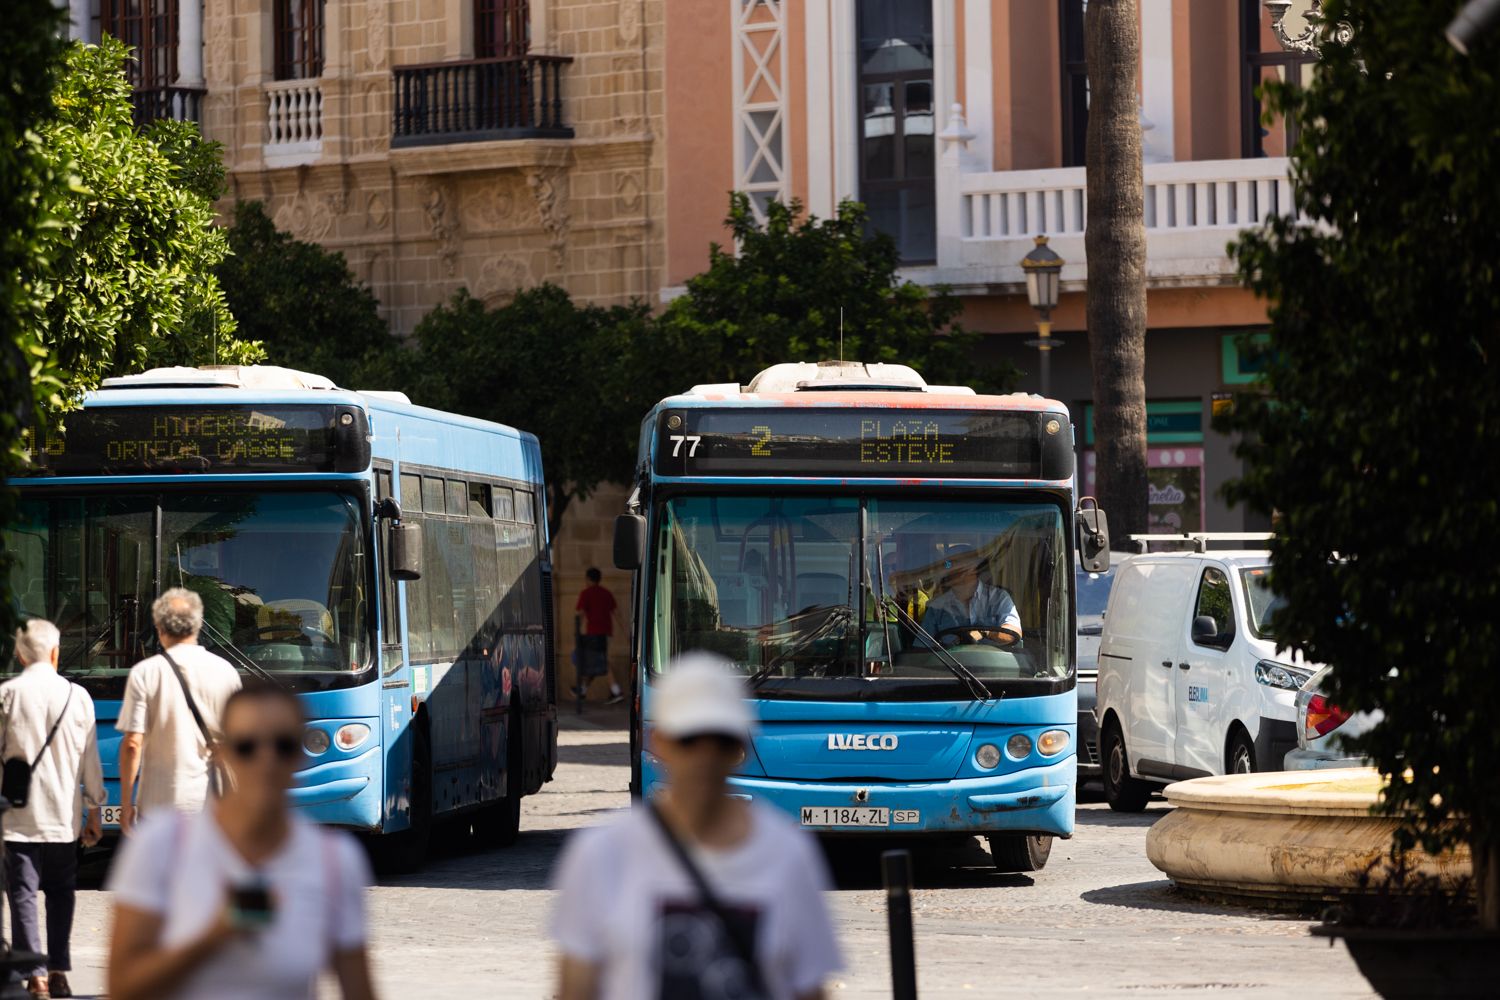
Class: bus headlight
335,724,371,751
1038,730,1070,756
303,728,331,755
975,743,1001,769
1005,734,1033,760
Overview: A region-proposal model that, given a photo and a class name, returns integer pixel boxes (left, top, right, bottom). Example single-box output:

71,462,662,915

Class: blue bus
613,361,1109,871
4,364,557,868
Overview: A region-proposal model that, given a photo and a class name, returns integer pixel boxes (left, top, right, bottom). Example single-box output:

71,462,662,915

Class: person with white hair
1,618,105,999
117,588,242,833
550,653,843,1000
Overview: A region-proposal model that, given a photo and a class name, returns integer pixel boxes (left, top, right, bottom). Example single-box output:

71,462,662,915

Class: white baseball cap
652,652,756,743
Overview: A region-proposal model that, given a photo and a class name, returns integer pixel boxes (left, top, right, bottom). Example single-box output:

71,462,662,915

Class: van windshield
1241,566,1283,640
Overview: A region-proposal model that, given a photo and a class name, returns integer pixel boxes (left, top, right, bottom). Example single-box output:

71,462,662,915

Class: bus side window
400,474,422,514
515,490,535,525
493,487,514,522
376,469,403,674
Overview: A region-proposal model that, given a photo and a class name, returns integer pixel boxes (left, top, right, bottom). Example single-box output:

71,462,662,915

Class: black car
1076,565,1117,782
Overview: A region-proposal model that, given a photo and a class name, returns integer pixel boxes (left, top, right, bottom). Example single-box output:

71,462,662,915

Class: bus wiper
869,533,990,702
748,605,853,688
195,615,287,689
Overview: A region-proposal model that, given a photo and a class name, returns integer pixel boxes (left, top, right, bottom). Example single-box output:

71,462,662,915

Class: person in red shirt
574,568,625,705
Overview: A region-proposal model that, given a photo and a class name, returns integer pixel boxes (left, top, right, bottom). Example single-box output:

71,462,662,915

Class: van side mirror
390,522,423,581
1191,615,1222,645
614,514,647,571
1076,498,1110,573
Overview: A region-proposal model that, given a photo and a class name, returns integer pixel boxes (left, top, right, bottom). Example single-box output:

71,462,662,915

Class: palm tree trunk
1084,0,1149,542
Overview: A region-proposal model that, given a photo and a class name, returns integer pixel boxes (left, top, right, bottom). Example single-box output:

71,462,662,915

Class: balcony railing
266,78,324,146
130,85,206,128
391,54,574,147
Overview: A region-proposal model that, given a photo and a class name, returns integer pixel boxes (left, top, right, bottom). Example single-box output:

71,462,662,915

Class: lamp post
1021,235,1064,398
1263,0,1353,55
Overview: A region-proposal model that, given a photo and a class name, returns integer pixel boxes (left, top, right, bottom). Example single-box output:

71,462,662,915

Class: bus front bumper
650,756,1076,838
291,744,383,831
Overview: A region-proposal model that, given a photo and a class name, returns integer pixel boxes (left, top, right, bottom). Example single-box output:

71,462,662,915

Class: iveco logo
827,734,899,751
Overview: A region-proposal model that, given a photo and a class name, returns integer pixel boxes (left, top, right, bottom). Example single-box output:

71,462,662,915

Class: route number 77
669,434,702,457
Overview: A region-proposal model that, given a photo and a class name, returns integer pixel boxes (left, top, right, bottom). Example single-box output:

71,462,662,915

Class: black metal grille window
391,54,574,146
1060,0,1089,168
275,0,325,81
1240,0,1315,158
476,0,530,59
99,0,178,92
856,0,935,264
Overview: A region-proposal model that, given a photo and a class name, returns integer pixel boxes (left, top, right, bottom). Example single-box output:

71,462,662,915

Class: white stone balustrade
264,79,324,166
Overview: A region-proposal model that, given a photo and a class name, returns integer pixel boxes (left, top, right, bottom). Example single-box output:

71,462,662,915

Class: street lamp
1021,235,1064,398
1262,0,1352,55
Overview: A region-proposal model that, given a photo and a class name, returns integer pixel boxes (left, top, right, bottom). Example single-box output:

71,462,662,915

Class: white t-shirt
118,644,242,814
551,801,844,1000
107,809,371,1000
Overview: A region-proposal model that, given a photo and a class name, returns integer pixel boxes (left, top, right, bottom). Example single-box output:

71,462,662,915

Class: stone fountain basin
1144,768,1471,903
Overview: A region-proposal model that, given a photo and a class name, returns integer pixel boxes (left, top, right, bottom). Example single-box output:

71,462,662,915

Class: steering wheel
253,624,336,646
934,625,1023,649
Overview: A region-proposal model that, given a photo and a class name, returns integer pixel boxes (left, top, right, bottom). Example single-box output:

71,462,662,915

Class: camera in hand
229,878,275,929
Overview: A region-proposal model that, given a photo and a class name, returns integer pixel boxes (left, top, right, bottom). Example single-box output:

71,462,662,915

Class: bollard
882,849,918,1000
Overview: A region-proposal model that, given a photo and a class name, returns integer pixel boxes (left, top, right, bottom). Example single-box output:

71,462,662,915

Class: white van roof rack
1125,532,1273,554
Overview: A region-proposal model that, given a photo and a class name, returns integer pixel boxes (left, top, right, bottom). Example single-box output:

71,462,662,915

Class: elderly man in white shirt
1,618,105,999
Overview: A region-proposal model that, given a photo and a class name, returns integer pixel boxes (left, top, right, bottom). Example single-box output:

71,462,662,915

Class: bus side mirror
1077,499,1110,573
614,514,647,571
390,522,423,581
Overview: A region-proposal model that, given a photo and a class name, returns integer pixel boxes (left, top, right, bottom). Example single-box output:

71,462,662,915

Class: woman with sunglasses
106,682,378,1000
552,653,843,1000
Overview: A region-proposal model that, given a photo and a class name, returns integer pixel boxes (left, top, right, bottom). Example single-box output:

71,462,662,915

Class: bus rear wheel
988,833,1052,873
476,706,523,848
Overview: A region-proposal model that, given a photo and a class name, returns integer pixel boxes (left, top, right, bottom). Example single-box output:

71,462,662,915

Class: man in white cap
551,653,843,1000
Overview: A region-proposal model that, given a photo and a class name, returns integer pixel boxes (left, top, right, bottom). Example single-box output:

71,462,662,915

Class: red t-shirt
576,584,617,636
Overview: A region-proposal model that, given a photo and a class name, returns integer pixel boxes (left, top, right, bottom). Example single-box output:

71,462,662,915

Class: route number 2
669,434,702,457
750,425,772,457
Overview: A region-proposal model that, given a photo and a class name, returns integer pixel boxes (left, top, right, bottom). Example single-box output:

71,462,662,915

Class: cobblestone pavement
51,711,1373,998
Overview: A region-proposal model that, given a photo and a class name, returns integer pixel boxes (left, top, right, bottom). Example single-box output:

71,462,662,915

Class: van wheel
1102,721,1153,813
1228,730,1257,775
988,833,1052,872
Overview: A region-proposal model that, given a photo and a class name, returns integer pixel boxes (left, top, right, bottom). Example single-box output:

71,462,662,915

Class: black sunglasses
227,733,301,762
674,733,744,753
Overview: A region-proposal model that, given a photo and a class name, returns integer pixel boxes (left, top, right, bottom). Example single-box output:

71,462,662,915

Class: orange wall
665,0,735,286
992,0,1063,170
1172,0,1241,161
960,285,1269,336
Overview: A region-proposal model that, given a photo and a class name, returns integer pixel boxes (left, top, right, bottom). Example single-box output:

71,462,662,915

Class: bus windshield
3,491,374,697
650,495,1070,699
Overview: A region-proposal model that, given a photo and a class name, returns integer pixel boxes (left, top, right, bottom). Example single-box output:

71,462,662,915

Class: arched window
476,0,530,59
275,0,325,80
99,0,178,91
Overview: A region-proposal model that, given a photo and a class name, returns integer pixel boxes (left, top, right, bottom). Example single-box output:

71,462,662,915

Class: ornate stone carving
475,256,533,305
618,0,642,44
420,178,461,277
615,171,643,214
525,168,570,272
272,189,335,242
611,55,645,134
367,0,389,70
365,191,390,231
461,178,527,233
206,0,232,84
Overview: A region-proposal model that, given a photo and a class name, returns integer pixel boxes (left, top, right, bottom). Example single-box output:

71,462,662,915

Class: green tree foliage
656,195,1017,393
218,200,401,389
26,38,259,403
410,286,656,537
1223,0,1500,927
1,0,67,636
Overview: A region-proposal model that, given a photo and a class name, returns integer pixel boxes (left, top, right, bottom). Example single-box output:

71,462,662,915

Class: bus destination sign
656,408,1073,480
17,404,370,476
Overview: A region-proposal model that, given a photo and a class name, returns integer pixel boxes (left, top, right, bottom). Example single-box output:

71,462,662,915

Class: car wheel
1102,721,1153,813
988,833,1052,873
1228,730,1257,775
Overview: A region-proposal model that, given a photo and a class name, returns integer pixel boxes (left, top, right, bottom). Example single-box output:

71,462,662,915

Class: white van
1094,545,1316,811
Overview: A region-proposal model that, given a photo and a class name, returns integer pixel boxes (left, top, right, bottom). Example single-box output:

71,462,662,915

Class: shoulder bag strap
29,683,76,770
162,649,213,746
647,800,769,998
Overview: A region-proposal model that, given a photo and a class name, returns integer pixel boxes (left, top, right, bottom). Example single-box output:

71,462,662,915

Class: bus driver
919,544,1023,647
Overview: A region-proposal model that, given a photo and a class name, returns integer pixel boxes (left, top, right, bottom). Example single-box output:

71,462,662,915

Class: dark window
446,479,468,517
376,470,402,666
492,486,515,522
399,473,422,513
475,0,530,59
274,0,325,81
421,477,446,517
515,490,535,526
99,0,178,92
1060,0,1089,168
856,0,935,263
1241,0,1315,158
1193,566,1236,646
468,482,493,518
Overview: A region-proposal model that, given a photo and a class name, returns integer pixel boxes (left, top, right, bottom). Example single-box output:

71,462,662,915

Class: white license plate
800,806,890,827
100,805,123,828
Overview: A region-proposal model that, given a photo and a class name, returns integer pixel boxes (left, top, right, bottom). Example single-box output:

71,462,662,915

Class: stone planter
1145,768,1470,903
